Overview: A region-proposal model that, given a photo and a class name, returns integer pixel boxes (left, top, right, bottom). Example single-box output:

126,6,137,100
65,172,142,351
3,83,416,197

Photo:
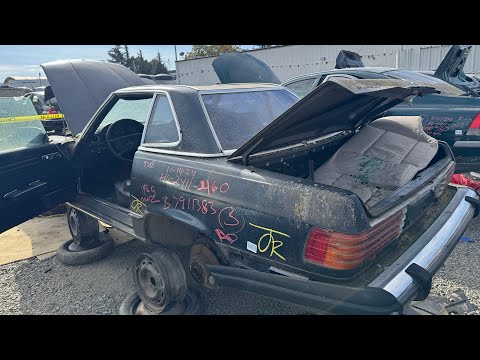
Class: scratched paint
194,179,230,195
159,165,196,190
130,195,147,215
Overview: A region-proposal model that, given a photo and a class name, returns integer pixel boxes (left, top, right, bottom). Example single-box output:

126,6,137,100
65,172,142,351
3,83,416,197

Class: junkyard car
23,87,68,134
1,59,479,315
283,64,480,172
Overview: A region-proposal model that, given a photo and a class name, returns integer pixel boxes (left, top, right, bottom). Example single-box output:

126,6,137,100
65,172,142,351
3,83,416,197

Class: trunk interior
248,116,451,212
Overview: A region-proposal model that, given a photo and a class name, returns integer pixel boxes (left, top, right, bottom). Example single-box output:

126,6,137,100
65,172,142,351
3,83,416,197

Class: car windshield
384,69,466,96
201,89,299,150
0,96,46,153
97,96,153,131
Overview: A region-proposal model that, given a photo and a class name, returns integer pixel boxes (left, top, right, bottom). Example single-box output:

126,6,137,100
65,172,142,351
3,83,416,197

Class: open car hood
433,45,480,97
41,59,148,135
212,53,281,84
228,78,438,164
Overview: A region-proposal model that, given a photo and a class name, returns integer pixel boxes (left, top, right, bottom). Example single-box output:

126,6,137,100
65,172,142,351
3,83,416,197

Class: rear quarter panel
129,150,369,275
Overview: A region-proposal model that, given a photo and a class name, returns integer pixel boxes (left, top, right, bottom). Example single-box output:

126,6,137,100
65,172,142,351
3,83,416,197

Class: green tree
136,50,151,74
149,51,169,74
124,45,133,69
107,45,126,65
183,45,241,60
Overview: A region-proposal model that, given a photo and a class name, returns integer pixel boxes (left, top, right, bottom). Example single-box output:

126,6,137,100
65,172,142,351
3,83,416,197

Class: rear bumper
208,187,478,314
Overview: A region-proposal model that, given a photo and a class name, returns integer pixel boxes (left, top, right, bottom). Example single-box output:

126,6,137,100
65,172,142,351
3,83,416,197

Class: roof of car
114,83,282,94
283,67,398,83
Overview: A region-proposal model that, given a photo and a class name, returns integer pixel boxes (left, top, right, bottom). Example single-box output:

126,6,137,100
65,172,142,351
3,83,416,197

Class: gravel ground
0,239,305,315
1,216,479,315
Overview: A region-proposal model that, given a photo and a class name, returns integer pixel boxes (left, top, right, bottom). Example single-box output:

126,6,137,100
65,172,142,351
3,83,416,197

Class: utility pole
174,45,178,62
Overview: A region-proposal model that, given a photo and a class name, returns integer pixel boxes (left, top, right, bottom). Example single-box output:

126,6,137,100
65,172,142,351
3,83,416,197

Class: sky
0,45,254,82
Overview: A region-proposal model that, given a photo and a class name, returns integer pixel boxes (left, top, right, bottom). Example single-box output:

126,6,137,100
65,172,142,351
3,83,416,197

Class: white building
175,45,480,85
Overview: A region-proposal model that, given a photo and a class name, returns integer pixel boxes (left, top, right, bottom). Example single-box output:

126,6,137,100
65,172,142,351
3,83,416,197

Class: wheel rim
136,255,167,310
69,208,79,238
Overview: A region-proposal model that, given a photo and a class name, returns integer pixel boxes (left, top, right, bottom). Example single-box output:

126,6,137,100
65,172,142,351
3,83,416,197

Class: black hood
433,45,480,97
41,59,148,135
212,53,281,84
228,78,438,163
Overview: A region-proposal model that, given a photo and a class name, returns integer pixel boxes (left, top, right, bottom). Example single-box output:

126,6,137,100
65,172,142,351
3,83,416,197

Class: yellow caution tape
0,113,65,124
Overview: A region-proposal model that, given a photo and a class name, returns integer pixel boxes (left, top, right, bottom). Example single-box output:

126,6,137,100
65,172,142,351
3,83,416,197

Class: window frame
283,76,319,97
140,91,182,148
198,87,297,152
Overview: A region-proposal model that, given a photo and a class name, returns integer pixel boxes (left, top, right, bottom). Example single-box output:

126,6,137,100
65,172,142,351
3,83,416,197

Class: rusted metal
189,243,220,288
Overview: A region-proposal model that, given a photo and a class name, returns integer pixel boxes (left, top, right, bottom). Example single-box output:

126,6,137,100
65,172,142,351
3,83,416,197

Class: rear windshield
384,70,466,96
201,89,298,150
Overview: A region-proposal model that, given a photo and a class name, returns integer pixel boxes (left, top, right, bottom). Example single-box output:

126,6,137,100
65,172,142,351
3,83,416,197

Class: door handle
42,152,62,161
4,180,47,200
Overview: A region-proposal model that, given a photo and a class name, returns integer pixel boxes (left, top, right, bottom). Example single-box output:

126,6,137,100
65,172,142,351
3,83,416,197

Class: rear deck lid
228,78,438,163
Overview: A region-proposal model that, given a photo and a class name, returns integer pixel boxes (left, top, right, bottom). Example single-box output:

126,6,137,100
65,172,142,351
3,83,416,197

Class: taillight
466,113,480,136
304,211,405,271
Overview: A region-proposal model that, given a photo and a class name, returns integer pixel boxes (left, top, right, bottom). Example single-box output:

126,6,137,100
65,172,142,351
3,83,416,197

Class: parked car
283,66,480,172
24,87,68,134
1,59,478,315
431,45,480,96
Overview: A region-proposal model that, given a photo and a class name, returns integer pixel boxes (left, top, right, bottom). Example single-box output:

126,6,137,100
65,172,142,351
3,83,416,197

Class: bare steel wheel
133,249,187,314
66,206,99,248
58,206,113,266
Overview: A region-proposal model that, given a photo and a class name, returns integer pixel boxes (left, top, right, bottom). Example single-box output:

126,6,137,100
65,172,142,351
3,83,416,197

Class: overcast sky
0,45,256,82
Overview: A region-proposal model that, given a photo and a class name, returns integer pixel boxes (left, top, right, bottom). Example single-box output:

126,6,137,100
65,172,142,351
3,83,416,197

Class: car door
0,106,77,234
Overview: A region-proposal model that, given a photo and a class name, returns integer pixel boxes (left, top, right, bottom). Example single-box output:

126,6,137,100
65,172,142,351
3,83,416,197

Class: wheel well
144,214,198,247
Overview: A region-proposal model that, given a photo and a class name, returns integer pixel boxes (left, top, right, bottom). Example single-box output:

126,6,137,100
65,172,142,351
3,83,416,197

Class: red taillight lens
304,211,405,271
466,113,480,136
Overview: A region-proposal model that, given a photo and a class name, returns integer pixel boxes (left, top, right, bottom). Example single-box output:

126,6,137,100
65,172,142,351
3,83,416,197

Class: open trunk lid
41,59,148,135
228,78,438,163
433,45,480,97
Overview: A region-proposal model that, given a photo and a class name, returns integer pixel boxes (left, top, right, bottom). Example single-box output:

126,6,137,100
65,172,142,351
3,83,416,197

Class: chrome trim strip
369,187,478,303
197,92,223,152
140,91,182,148
139,93,158,144
198,87,283,95
228,131,350,161
269,266,309,280
138,146,227,158
453,140,480,148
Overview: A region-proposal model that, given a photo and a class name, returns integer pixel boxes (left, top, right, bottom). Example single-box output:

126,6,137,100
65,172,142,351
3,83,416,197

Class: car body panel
0,142,77,234
41,59,147,135
212,53,281,84
2,59,478,314
434,45,480,96
282,67,480,171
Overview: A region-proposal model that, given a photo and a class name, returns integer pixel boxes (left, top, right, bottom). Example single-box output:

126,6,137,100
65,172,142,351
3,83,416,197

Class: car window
284,77,317,98
143,95,180,145
97,96,154,131
0,96,47,153
202,89,299,150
